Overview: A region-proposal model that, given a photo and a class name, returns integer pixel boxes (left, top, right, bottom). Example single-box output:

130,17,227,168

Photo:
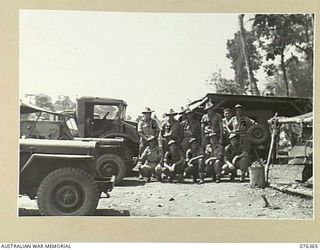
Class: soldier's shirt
201,113,222,135
224,143,249,161
186,147,204,162
228,115,255,133
205,143,224,160
164,150,184,166
161,119,181,141
222,117,231,134
138,118,160,137
140,145,163,164
182,119,201,140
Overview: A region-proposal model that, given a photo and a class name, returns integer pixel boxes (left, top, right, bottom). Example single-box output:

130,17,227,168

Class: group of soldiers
133,101,256,184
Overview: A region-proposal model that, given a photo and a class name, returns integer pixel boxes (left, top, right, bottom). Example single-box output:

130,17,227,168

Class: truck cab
76,96,139,164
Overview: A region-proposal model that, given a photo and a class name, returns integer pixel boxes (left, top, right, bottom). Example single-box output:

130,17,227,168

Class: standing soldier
227,104,256,135
177,106,187,123
134,135,163,182
181,108,201,153
201,101,223,148
227,104,256,151
138,107,160,155
157,140,185,183
224,133,250,182
184,138,204,183
205,132,224,183
222,108,232,135
161,109,182,151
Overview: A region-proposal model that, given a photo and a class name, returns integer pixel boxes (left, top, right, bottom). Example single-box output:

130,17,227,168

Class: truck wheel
37,168,99,216
96,154,126,185
247,124,270,145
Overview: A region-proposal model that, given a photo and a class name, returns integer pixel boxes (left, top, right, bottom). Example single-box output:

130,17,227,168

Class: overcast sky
20,10,243,118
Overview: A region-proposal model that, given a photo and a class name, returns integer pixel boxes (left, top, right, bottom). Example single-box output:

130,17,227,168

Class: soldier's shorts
206,159,223,176
235,157,249,173
162,163,185,178
185,162,205,177
140,163,160,178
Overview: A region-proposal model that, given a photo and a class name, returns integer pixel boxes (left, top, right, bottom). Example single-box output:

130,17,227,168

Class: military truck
20,100,133,184
75,96,139,157
20,138,115,216
72,97,140,183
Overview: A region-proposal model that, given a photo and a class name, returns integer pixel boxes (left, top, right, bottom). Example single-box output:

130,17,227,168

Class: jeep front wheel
37,168,99,216
96,154,126,185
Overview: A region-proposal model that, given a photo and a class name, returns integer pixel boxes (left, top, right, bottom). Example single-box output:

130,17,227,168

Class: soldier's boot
199,173,205,184
212,174,216,182
229,172,235,181
239,173,245,182
177,174,183,183
143,177,150,182
138,174,143,180
160,173,167,182
215,174,221,183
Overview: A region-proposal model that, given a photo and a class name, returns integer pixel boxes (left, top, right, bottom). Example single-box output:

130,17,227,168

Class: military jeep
19,138,114,216
20,101,130,184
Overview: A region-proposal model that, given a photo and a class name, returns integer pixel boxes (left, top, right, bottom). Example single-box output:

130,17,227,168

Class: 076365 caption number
300,244,319,248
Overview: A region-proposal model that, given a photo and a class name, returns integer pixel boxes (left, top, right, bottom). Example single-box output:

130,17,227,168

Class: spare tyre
247,124,270,145
96,154,126,185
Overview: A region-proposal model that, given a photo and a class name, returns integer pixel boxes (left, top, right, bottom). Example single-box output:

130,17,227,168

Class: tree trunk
280,45,289,96
238,14,260,96
305,15,313,74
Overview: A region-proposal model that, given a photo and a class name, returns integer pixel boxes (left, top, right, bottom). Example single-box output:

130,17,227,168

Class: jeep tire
37,168,99,216
96,154,126,185
247,124,270,145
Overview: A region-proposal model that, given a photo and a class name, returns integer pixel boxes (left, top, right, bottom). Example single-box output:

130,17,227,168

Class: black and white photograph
19,10,314,218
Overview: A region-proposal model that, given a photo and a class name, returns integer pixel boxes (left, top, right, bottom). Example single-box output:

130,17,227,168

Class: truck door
92,104,120,137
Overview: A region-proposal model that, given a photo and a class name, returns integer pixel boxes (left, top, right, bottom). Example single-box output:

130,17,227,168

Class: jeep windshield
20,101,77,139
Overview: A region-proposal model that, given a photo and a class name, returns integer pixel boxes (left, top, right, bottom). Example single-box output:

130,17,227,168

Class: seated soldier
184,138,204,184
224,133,250,182
205,132,224,183
134,135,163,182
156,139,185,183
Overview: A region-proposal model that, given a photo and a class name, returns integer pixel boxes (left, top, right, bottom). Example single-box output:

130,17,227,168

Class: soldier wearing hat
184,138,205,183
224,133,250,182
204,132,224,183
158,139,185,183
160,108,182,151
138,107,160,155
177,106,187,123
134,135,163,182
222,108,232,134
181,108,201,153
201,101,223,149
227,104,256,135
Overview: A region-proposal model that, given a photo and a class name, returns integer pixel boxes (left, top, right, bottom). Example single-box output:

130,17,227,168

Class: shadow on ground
117,179,146,187
18,208,130,216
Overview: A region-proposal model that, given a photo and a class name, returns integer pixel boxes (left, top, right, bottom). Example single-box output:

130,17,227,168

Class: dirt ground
18,176,313,219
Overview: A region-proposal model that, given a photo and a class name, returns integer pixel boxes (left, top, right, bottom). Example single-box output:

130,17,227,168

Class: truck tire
247,124,270,145
37,168,99,216
96,154,126,185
